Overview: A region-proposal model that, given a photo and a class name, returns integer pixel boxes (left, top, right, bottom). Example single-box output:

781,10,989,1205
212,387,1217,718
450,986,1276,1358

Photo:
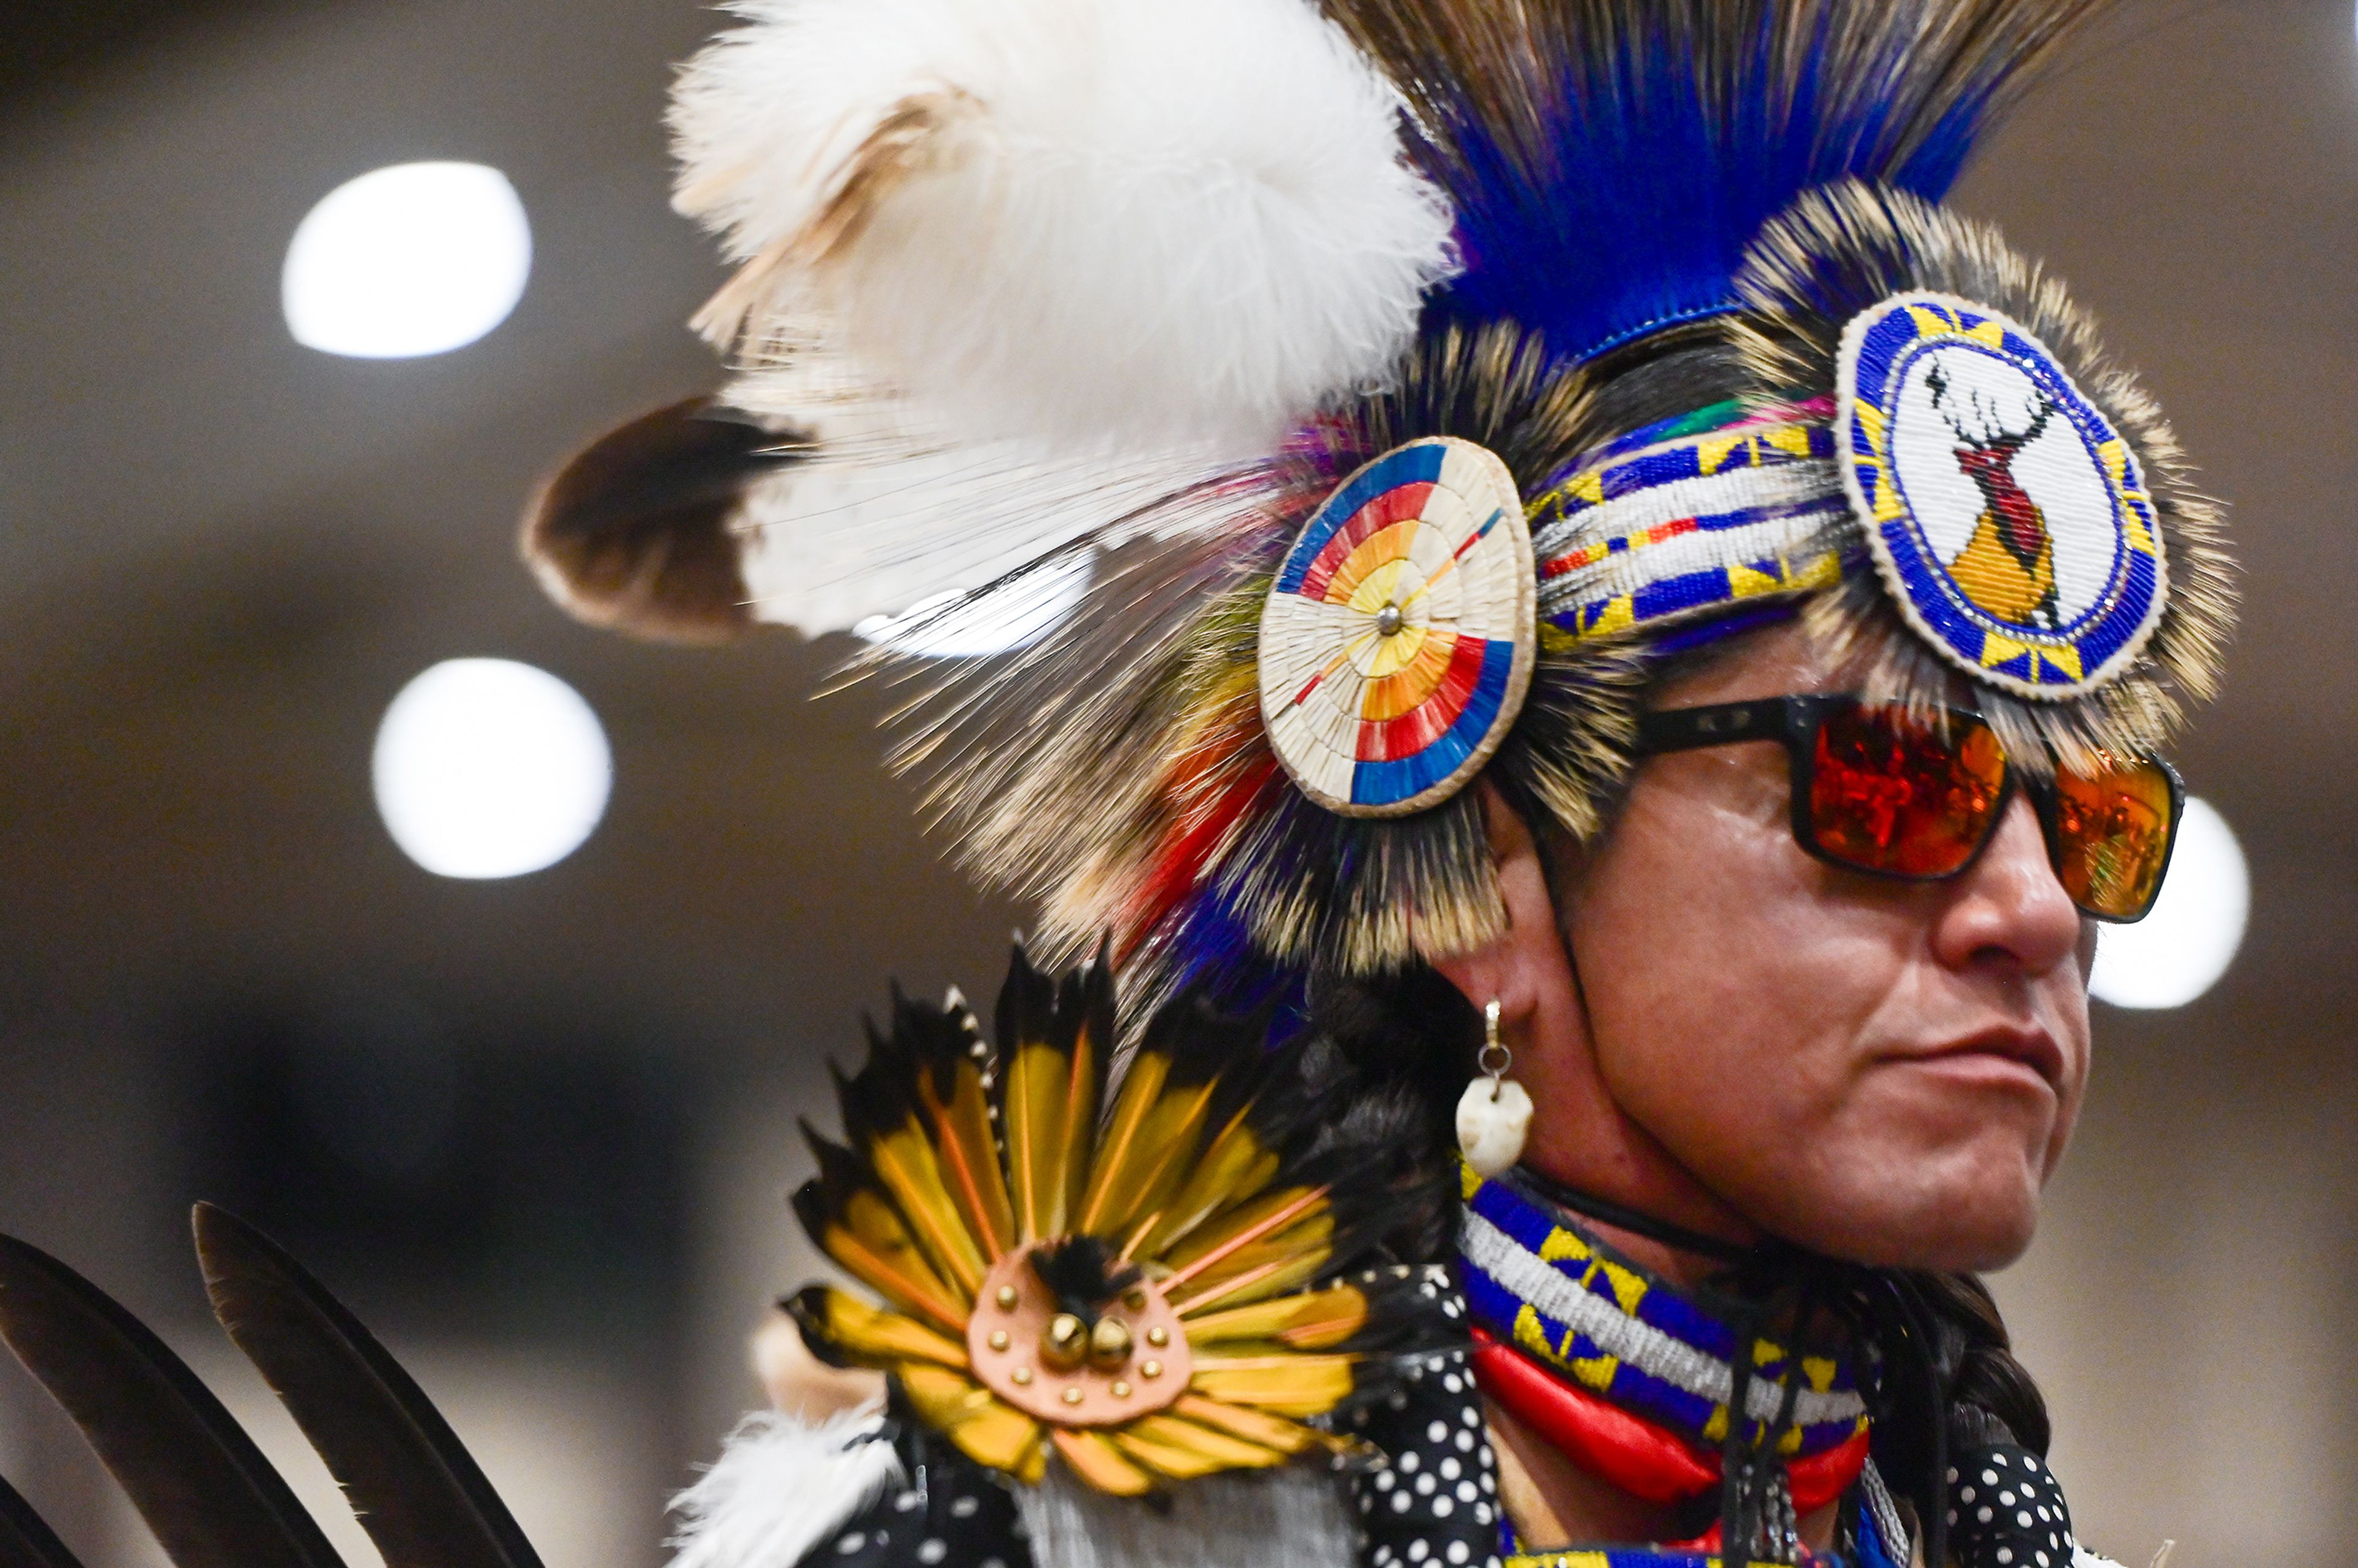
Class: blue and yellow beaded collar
1455,1165,1869,1461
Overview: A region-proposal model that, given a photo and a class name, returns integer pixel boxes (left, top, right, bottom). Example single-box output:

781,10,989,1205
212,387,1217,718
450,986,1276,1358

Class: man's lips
1892,1027,2066,1092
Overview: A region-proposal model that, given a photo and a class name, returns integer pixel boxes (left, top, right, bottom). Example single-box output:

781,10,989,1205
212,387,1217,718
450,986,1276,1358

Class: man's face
1559,622,2094,1271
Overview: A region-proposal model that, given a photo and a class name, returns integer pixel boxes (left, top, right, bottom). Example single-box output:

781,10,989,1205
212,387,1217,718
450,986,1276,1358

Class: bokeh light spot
2089,796,2249,1010
284,161,531,358
373,659,610,880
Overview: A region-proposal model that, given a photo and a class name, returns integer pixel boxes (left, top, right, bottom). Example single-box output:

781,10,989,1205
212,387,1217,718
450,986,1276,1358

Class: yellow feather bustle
787,949,1449,1494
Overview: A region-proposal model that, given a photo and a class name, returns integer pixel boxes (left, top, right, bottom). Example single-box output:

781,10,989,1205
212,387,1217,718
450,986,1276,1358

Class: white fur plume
669,0,1457,451
669,1410,902,1568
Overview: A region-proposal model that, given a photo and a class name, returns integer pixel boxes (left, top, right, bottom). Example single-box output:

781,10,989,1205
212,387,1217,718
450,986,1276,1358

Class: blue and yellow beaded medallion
1836,292,2168,699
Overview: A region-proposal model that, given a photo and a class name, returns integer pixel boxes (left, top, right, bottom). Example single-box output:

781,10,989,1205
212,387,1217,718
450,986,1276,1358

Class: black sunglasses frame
1634,695,2184,923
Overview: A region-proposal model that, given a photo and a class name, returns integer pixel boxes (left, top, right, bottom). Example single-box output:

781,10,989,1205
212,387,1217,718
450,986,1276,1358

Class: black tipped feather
0,1473,83,1568
0,1232,343,1568
990,944,1057,1068
891,984,989,1104
191,1205,545,1568
1326,1265,1474,1421
779,1284,849,1368
792,1124,879,1240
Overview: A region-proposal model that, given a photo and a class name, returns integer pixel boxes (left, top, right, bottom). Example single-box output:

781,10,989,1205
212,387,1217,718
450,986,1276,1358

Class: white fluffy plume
668,1410,902,1568
712,354,1234,634
669,0,1457,452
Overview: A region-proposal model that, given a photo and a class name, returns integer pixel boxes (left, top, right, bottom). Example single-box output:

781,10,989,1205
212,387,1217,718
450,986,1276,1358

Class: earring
1455,998,1533,1178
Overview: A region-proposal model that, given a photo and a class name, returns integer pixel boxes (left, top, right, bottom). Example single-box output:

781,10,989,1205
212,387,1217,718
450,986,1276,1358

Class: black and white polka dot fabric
1342,1267,1504,1568
1944,1444,2076,1568
808,1267,1498,1568
810,1424,1033,1568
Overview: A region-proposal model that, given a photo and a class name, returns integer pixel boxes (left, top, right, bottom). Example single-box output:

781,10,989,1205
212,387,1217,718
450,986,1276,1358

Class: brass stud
1011,1367,1033,1386
1088,1315,1134,1370
987,1330,1010,1353
1041,1312,1088,1371
1061,1386,1084,1407
995,1285,1020,1311
1111,1380,1132,1399
1140,1359,1162,1380
1145,1325,1169,1348
1124,1289,1148,1312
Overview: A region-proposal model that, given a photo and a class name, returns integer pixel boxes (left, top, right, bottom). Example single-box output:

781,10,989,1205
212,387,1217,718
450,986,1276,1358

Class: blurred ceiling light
373,659,611,880
2088,796,2249,1010
852,556,1091,658
283,161,532,358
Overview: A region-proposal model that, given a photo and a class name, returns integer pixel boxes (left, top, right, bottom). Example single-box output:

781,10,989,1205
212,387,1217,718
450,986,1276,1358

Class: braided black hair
1924,1271,2052,1456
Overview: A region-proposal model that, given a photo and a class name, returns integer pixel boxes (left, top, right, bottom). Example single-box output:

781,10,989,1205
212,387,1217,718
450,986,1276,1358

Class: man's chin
1889,1208,2039,1273
1739,1154,2042,1271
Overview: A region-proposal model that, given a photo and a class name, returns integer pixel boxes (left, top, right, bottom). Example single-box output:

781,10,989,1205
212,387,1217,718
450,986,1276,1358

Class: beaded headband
523,0,2235,999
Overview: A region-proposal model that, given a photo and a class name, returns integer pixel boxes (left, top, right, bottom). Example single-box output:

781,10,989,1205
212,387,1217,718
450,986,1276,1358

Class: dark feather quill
0,1472,84,1568
191,1203,545,1568
0,1232,344,1568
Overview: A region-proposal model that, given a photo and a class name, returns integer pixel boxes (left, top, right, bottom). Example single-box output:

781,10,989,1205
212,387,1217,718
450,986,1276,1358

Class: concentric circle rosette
1258,438,1537,817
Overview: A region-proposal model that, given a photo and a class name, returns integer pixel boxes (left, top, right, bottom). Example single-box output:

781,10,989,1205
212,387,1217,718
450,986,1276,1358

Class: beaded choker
1455,1165,1869,1461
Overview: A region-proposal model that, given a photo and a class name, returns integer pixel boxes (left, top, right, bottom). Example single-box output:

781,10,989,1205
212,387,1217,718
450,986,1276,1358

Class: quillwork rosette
1259,438,1536,817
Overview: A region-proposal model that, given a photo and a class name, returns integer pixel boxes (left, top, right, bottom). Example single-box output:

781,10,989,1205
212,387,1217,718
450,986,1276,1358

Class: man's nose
1932,793,2083,976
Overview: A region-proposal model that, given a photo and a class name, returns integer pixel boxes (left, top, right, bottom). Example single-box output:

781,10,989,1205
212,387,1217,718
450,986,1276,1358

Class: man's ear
521,397,804,644
1430,785,1581,1046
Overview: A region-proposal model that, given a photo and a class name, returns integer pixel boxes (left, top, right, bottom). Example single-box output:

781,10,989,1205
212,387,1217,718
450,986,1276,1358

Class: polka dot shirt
815,1425,1033,1568
1340,1268,1506,1568
1945,1443,2077,1568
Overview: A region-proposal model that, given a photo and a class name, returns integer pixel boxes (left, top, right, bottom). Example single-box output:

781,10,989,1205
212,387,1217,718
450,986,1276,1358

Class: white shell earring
1455,998,1531,1178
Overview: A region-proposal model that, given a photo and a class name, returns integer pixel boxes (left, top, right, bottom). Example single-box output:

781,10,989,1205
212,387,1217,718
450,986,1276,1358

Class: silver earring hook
1479,998,1511,1093
1458,996,1531,1178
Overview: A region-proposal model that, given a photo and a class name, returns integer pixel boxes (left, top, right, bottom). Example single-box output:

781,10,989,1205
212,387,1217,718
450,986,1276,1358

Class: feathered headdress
524,0,2233,1001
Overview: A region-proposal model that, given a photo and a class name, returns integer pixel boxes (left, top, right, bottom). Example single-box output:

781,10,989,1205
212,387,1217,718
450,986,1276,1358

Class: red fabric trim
1787,1426,1872,1513
1670,1524,1724,1553
1468,1329,1871,1517
1469,1329,1718,1504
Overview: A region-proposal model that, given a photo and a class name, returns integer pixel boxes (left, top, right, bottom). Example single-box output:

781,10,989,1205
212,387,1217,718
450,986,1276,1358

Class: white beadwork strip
1537,500,1848,613
1536,459,1842,549
1457,1209,1867,1430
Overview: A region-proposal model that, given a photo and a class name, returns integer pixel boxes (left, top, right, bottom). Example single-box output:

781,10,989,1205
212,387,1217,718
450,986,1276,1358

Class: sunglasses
1635,696,2183,923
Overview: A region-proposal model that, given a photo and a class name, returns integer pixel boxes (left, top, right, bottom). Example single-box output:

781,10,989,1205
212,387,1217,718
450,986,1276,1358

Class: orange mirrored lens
1808,706,2009,877
2051,758,2175,919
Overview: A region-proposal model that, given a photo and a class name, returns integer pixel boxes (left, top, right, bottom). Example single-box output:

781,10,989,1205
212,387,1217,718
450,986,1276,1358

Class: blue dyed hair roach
1318,0,2109,363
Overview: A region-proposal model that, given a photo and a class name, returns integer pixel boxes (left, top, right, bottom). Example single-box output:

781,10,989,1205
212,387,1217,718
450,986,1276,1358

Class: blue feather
1369,1,2098,362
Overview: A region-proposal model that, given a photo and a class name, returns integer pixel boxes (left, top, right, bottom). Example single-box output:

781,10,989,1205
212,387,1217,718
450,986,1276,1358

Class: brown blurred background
0,1,2350,1564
